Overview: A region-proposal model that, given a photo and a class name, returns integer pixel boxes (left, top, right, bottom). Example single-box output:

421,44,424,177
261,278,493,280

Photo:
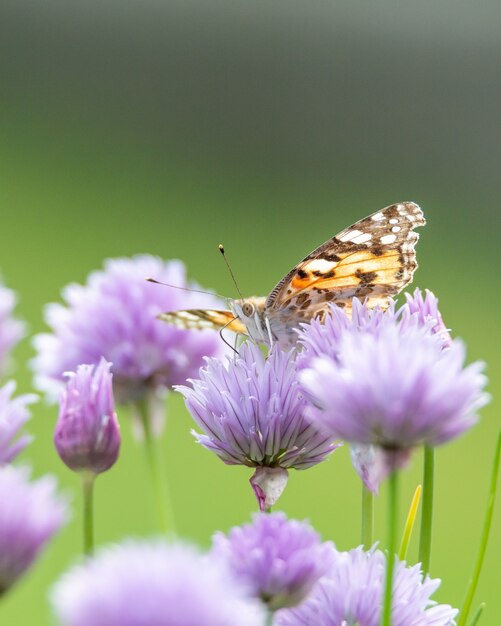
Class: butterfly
158,201,426,349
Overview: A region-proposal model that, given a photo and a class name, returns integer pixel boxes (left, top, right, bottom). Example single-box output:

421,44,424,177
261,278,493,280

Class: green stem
458,431,501,626
418,446,435,573
266,611,274,626
82,474,95,557
382,469,399,626
137,399,176,535
361,485,374,547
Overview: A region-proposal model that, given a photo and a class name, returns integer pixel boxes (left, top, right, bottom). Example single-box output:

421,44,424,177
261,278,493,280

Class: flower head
298,290,448,367
0,283,26,377
177,342,339,509
0,465,68,595
276,546,457,626
404,287,451,347
0,381,36,464
32,256,226,404
300,324,489,488
54,359,120,476
51,541,264,626
212,512,333,611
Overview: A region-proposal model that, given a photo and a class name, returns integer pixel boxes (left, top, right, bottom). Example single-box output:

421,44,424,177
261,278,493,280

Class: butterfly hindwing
157,310,248,335
265,201,425,319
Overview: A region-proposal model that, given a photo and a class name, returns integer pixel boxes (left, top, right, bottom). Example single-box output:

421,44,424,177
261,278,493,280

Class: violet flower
51,541,264,626
300,324,489,490
212,512,333,611
177,342,339,510
54,359,120,476
0,465,68,595
276,546,458,626
404,287,451,346
32,255,226,406
0,283,26,377
298,289,450,366
0,381,36,465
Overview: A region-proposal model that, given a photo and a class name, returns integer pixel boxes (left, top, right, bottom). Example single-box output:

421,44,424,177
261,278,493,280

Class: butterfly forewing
265,202,425,319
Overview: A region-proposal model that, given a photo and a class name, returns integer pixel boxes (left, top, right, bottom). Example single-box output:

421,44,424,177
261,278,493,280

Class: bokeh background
1,1,500,623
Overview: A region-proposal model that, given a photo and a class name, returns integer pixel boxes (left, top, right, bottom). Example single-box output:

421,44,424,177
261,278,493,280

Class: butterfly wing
266,201,426,320
158,309,248,334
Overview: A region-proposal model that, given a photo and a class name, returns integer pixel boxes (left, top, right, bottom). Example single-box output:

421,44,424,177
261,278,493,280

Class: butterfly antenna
146,277,221,298
219,244,245,300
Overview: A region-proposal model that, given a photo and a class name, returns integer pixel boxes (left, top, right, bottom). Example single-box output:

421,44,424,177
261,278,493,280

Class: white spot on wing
340,229,363,242
380,234,397,244
305,259,336,272
351,232,372,244
391,226,401,233
372,212,385,221
389,218,398,224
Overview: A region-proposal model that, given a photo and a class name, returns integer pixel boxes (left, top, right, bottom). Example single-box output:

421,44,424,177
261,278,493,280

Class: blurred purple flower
0,283,26,377
0,381,37,464
51,541,264,626
55,359,120,476
177,342,339,510
32,255,226,405
212,512,333,611
0,465,68,595
276,546,457,626
300,324,489,489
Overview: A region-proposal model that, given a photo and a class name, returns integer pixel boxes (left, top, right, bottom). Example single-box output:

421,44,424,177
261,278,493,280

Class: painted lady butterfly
158,202,425,349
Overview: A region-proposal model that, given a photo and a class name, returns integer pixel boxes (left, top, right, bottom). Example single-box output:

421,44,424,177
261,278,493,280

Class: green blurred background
1,1,500,623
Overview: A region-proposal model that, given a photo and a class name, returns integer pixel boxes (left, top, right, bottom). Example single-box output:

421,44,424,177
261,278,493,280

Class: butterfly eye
242,302,255,317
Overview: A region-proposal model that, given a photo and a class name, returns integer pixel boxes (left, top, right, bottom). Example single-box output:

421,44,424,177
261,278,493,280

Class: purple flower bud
212,512,333,611
0,283,26,377
0,465,68,595
0,381,36,464
55,359,121,476
276,546,457,626
51,541,265,626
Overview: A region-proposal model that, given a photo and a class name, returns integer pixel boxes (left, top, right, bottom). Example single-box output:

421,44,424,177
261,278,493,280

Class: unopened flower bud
54,359,120,475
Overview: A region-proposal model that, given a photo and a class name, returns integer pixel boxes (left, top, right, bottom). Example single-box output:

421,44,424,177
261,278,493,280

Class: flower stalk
419,446,435,573
382,470,399,626
82,474,95,556
136,399,175,535
361,484,374,547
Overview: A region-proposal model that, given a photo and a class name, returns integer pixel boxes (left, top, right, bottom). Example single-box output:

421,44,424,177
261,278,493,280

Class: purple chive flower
212,512,333,611
0,465,68,595
0,283,26,377
276,546,457,626
32,256,226,405
54,359,120,476
0,381,37,464
300,324,489,489
51,541,264,626
404,287,451,346
298,289,448,366
177,342,339,510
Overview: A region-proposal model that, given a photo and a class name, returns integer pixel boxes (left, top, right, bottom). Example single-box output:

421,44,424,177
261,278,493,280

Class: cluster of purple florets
0,254,490,625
